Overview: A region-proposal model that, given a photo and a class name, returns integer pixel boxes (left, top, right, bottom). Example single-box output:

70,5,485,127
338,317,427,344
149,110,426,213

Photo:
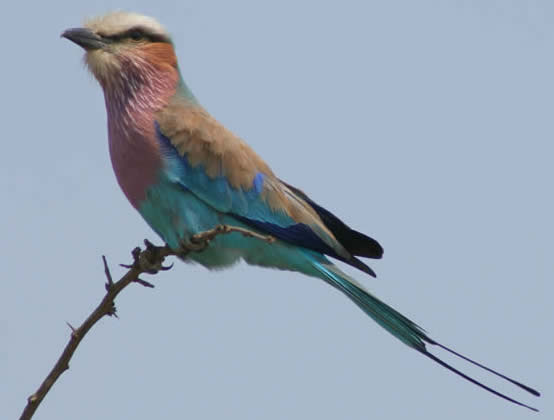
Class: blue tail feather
311,260,539,411
313,261,428,350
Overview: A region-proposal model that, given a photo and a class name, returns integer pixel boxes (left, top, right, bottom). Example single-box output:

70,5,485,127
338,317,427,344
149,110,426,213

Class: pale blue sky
3,1,551,419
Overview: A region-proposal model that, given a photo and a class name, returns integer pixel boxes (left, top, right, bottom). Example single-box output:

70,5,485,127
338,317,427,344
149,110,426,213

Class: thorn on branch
65,322,77,338
134,278,155,288
106,303,118,318
102,255,114,291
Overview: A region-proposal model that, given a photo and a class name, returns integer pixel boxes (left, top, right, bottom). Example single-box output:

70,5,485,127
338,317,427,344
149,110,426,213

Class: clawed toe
179,236,210,253
120,240,173,274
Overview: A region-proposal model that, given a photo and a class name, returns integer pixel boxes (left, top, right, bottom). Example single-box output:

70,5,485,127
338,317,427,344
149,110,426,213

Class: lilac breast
108,121,162,208
101,63,178,209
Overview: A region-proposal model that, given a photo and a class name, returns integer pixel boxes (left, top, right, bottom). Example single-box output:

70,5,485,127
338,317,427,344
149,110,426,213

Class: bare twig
19,225,272,420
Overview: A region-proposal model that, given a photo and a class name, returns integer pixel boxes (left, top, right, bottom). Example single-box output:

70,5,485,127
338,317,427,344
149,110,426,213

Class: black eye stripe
101,27,170,43
129,29,144,40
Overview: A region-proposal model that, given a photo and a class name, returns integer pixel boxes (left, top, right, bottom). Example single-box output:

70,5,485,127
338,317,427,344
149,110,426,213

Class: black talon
159,263,174,271
119,241,172,275
131,247,141,260
143,239,156,250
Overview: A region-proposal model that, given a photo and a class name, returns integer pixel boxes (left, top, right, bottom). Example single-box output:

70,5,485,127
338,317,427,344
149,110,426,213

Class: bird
62,11,540,411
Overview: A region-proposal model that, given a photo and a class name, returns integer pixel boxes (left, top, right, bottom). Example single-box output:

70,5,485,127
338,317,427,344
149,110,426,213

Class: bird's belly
138,179,323,275
137,181,242,268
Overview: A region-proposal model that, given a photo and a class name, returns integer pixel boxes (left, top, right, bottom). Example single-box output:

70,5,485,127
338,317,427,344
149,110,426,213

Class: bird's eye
129,30,144,41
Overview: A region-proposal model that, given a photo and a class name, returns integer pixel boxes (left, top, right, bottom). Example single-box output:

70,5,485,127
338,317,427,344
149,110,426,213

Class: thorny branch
19,225,274,420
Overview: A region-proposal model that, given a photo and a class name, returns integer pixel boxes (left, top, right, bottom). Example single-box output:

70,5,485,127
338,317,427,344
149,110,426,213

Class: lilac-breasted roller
62,12,539,411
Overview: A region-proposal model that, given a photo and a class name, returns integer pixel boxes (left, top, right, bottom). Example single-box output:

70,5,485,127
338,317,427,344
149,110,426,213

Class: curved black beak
61,28,108,50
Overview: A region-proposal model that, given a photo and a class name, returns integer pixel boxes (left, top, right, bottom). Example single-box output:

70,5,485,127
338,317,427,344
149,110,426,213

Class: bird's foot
179,225,233,254
178,234,212,254
178,225,274,256
121,239,174,275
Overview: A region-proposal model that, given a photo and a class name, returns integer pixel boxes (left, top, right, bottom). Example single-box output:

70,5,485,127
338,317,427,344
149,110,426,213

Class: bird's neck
176,71,197,104
102,61,180,208
103,58,180,133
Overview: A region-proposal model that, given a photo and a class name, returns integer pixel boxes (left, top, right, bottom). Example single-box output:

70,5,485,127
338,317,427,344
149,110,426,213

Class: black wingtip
346,229,384,259
279,180,384,259
421,349,539,412
346,256,377,277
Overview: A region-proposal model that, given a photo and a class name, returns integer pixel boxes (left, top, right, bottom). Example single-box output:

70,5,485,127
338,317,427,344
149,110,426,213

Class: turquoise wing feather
153,102,381,274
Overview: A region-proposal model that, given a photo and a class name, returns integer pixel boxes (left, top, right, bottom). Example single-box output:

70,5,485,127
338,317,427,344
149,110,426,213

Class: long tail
312,261,540,412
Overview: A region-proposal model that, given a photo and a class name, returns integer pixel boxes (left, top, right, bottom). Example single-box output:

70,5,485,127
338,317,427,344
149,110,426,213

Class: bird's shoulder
155,99,274,190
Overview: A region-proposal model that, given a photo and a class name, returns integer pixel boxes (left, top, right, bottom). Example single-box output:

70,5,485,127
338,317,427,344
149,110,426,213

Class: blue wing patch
252,172,265,194
156,122,290,224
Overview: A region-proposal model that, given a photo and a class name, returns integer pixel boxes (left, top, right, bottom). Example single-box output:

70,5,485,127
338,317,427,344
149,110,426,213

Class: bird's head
62,12,178,89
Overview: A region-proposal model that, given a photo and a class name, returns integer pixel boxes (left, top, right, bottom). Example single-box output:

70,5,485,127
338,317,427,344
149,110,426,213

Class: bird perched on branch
62,11,539,411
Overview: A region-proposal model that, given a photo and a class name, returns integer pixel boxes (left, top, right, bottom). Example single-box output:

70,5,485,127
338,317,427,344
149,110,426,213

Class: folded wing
155,100,382,276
